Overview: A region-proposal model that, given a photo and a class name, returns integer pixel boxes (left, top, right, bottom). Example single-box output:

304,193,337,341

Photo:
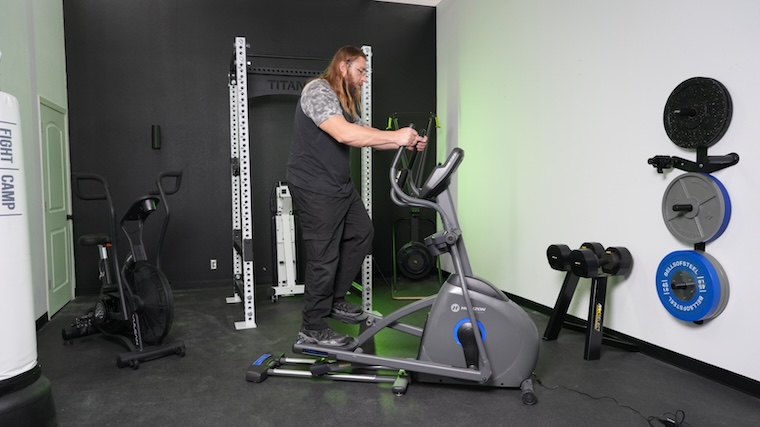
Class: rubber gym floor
36,280,760,427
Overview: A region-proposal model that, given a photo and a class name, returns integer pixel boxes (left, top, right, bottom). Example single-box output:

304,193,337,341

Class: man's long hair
321,46,366,119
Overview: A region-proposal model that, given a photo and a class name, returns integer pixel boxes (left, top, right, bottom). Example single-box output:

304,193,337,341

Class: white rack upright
227,37,373,329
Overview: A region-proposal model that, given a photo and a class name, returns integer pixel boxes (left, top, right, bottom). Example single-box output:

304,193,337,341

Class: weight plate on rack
655,250,729,322
663,77,732,149
397,241,434,280
661,172,731,244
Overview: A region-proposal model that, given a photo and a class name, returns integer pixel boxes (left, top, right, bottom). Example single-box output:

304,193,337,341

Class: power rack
226,37,374,329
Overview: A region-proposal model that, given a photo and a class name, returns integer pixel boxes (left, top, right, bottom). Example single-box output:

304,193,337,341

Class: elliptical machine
63,172,186,369
248,145,540,404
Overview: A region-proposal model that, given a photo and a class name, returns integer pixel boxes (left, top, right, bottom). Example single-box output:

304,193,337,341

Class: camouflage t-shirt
286,79,362,197
300,79,362,126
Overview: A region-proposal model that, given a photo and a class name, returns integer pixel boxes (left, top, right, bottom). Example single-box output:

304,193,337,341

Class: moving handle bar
390,144,492,381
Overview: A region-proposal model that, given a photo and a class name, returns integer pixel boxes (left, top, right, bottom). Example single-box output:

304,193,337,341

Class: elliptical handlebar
390,146,465,207
394,124,421,195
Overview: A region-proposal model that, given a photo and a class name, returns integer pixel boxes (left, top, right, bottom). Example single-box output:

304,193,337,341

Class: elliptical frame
249,145,539,404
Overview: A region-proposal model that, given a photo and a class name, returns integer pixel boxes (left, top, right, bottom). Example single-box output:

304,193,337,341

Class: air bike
62,172,186,369
247,145,540,404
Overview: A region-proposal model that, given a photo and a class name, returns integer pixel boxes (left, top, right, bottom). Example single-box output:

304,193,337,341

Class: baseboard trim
507,292,760,399
167,280,233,290
35,313,49,331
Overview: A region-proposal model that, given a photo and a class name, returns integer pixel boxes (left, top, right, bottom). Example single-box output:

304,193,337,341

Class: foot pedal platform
245,351,410,394
330,311,369,324
246,352,285,383
293,337,360,355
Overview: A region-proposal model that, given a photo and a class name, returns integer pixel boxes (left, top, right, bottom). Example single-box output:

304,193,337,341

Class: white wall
437,0,760,382
0,0,68,320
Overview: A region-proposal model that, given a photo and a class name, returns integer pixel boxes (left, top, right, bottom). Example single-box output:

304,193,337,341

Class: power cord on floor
371,263,692,427
371,255,392,288
533,374,693,426
370,260,691,426
650,411,690,427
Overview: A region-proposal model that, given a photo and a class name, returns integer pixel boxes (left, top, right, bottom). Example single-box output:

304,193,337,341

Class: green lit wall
437,0,760,382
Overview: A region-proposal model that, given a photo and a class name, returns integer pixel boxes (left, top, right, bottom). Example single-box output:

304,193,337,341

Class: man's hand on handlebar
395,127,428,151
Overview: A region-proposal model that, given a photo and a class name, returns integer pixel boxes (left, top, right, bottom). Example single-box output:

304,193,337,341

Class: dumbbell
570,246,633,278
546,244,572,271
547,242,605,272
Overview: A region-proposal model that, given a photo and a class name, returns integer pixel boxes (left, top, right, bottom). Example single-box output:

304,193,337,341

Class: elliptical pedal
294,337,360,355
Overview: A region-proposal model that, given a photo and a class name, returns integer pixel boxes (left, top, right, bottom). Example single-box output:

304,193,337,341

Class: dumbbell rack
543,243,637,360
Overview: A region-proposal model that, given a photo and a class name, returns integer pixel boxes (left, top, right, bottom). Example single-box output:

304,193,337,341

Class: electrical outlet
210,259,217,270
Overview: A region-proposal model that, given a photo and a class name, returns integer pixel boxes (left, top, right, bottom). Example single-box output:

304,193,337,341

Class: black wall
63,0,437,294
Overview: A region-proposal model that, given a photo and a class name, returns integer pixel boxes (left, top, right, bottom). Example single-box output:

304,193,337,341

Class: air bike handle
72,173,110,201
150,170,184,196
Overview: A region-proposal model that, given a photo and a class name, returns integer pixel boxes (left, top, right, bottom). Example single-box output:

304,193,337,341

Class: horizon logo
450,304,487,313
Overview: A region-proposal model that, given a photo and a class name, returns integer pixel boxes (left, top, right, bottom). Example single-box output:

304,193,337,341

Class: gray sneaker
298,327,351,347
331,299,368,324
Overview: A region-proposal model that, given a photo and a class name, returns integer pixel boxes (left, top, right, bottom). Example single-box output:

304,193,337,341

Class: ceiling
374,0,442,7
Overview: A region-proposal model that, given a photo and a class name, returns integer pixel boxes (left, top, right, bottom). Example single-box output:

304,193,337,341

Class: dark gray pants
289,185,373,330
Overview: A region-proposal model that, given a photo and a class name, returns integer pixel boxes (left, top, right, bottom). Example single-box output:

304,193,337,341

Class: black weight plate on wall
663,77,732,148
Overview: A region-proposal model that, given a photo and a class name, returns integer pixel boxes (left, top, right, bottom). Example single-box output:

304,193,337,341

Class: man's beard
347,73,362,99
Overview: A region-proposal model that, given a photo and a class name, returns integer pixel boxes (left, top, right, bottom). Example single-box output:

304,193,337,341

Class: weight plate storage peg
655,250,730,322
661,172,731,244
663,77,732,149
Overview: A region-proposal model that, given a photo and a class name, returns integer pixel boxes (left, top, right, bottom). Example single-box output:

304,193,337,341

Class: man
286,46,427,347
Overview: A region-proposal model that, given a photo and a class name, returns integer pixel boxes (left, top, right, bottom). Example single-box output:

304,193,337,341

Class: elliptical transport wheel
125,261,174,345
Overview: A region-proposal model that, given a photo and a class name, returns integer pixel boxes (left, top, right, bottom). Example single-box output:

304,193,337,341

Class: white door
40,99,75,315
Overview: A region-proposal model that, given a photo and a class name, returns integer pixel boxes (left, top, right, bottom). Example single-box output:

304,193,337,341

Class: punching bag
0,92,57,426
